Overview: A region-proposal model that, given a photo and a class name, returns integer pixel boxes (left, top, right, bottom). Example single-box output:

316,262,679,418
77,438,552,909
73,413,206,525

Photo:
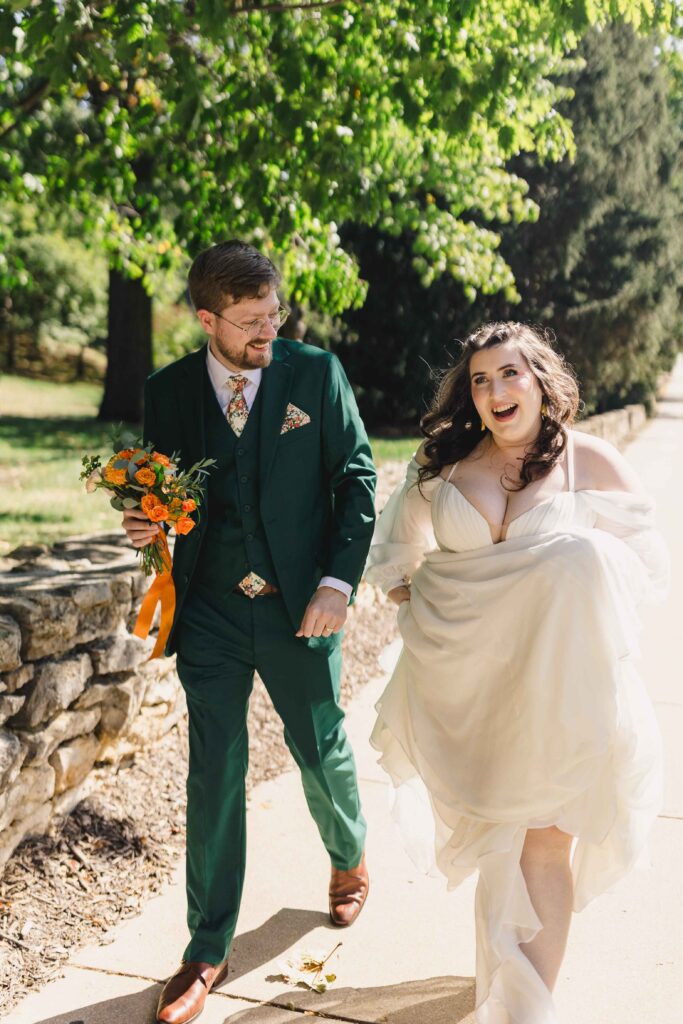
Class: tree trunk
98,268,153,424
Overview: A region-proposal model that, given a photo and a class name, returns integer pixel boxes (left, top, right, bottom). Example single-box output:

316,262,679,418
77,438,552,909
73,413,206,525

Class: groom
123,240,376,1024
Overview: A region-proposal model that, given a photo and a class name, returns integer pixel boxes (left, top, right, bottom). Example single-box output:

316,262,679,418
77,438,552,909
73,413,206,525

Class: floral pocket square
280,403,312,434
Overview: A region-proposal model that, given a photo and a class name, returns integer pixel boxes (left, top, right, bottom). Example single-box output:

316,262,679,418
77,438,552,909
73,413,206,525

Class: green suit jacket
143,338,377,654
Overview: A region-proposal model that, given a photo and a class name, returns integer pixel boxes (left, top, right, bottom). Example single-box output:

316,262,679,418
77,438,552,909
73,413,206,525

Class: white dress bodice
431,432,594,552
432,484,595,552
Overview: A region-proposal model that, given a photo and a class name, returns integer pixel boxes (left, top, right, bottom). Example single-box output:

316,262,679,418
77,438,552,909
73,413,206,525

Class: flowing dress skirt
370,514,665,1024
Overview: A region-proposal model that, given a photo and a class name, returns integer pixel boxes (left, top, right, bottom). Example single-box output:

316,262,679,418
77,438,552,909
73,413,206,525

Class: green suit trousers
175,581,367,964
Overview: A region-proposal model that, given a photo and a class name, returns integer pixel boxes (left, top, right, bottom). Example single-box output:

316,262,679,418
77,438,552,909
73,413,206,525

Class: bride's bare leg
519,826,573,991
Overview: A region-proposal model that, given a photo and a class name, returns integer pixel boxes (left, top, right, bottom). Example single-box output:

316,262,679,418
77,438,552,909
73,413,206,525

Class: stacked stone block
0,534,185,871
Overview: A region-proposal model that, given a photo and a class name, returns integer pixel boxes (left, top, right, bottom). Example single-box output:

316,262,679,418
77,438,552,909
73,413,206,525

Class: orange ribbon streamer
133,533,176,660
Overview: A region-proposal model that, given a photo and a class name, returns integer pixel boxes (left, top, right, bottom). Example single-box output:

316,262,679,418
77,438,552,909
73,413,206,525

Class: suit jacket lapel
259,343,293,486
178,345,208,466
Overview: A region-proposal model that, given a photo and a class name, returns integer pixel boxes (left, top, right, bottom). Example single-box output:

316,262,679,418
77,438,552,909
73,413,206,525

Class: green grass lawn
0,376,128,553
0,374,417,553
369,436,419,464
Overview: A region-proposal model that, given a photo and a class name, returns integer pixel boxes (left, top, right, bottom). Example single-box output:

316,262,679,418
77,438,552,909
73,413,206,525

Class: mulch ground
0,591,399,1016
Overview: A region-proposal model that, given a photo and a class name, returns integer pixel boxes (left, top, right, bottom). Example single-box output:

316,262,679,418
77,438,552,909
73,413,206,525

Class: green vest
142,339,377,655
192,369,278,593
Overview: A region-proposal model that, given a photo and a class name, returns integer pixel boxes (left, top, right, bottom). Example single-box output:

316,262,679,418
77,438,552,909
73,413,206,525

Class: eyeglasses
212,306,289,338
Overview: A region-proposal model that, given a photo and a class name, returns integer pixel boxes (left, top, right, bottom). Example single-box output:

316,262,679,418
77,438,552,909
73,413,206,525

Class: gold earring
480,419,486,432
541,401,548,417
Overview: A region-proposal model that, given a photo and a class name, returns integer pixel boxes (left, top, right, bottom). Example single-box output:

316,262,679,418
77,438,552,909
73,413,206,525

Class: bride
365,322,668,1024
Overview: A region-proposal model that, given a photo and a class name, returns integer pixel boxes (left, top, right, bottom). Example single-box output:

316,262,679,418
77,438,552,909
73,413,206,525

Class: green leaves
1,0,675,316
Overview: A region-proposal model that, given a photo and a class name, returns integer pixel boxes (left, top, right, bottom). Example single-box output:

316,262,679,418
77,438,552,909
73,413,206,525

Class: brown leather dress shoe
156,959,229,1024
329,852,369,927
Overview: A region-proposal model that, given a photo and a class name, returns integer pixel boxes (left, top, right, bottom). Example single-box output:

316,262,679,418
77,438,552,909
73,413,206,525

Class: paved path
11,364,683,1024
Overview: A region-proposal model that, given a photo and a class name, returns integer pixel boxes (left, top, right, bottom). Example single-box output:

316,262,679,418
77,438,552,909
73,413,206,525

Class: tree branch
0,78,51,144
231,0,355,14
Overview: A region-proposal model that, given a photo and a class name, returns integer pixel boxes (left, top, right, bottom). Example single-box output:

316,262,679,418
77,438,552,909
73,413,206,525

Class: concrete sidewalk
10,368,683,1024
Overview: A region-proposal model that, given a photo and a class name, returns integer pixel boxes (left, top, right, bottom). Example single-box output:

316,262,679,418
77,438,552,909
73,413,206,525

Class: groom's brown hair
189,240,281,314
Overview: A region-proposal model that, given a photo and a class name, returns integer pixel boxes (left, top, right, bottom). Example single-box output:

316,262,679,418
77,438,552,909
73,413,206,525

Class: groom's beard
212,332,274,371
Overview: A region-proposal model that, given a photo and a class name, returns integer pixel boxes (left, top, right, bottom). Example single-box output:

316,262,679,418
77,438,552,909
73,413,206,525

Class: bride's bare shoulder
571,429,642,493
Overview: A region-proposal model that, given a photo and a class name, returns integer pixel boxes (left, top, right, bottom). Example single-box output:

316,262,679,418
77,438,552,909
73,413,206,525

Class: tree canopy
2,0,675,303
331,22,683,425
1,1,678,420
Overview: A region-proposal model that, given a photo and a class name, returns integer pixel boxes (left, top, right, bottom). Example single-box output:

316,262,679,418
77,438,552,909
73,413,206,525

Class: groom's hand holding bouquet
81,431,214,656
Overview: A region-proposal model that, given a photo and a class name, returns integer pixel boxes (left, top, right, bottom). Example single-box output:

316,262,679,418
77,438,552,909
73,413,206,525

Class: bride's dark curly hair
418,322,580,492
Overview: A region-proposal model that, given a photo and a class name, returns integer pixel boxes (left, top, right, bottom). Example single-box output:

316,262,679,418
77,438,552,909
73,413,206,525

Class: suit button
240,475,248,483
246,533,254,541
243,504,251,512
236,448,245,456
183,573,190,583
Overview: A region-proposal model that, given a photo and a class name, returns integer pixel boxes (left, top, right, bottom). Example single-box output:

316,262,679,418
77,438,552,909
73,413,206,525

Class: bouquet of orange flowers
80,431,215,576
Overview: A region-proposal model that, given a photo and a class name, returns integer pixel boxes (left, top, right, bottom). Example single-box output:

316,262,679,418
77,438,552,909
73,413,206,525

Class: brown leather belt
254,582,279,596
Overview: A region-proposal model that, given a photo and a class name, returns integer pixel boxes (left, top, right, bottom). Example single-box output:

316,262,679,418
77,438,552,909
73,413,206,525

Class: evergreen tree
500,22,683,413
331,224,476,429
333,23,683,424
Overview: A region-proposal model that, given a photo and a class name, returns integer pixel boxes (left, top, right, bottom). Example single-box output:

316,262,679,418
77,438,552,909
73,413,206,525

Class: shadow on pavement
228,908,332,982
26,975,476,1024
32,982,161,1024
221,975,476,1023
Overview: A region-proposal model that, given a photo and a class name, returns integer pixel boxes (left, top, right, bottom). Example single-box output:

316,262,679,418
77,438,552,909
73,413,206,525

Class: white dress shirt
205,345,352,603
206,344,262,414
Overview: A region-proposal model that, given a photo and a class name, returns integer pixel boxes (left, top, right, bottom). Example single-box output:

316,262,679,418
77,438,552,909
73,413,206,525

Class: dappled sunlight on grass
0,374,105,418
0,416,118,456
0,375,136,551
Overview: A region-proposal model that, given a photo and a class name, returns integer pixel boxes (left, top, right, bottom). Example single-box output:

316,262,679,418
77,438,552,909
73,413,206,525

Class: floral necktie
226,375,249,436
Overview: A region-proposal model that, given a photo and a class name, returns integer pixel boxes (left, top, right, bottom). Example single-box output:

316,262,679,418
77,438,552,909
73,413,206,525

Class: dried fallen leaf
274,942,342,992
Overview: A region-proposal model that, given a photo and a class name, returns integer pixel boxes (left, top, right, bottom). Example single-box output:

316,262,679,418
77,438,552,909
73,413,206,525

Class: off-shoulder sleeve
364,457,438,594
578,489,669,602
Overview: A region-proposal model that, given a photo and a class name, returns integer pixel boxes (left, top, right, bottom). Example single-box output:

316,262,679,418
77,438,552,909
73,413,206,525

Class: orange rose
117,449,134,460
103,466,127,485
141,494,161,516
148,504,169,522
174,516,195,535
181,498,196,512
152,452,171,467
135,467,157,487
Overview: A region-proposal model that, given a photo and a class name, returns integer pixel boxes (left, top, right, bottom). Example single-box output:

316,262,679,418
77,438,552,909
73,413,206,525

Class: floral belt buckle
237,571,268,598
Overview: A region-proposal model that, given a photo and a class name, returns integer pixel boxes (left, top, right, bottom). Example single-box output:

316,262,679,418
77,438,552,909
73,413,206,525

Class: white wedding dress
365,433,668,1024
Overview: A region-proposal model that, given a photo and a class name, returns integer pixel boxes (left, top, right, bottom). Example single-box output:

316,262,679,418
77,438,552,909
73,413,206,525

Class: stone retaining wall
0,402,648,872
574,402,647,445
0,536,181,871
0,331,106,383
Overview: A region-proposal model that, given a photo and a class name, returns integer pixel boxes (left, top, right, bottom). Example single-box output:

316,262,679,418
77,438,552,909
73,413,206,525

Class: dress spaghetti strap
567,431,575,492
445,461,459,484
